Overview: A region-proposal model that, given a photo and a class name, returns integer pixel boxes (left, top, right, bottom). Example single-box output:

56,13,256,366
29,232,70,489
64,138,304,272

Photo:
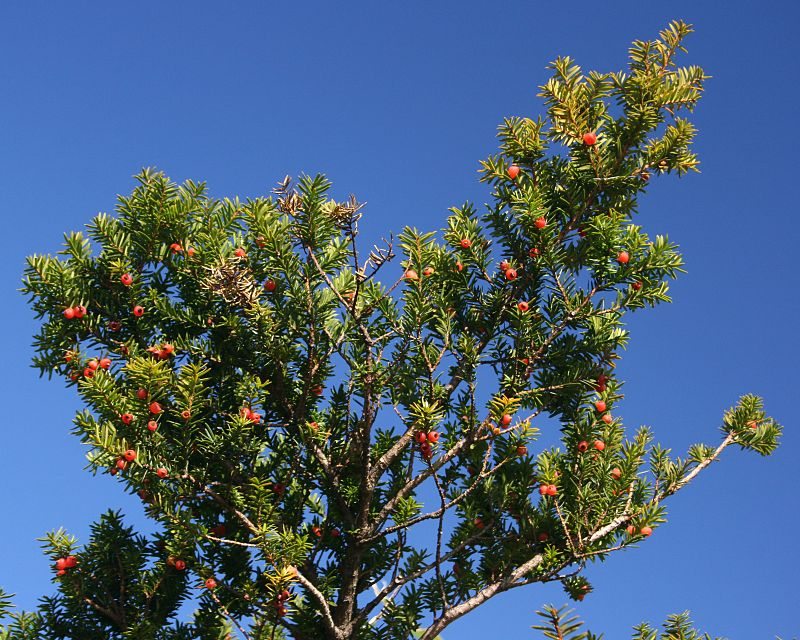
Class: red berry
611,467,622,480
577,440,589,453
626,524,636,535
504,268,517,281
116,459,127,470
273,483,286,496
601,413,613,425
211,524,227,537
594,440,605,451
640,526,653,537
170,243,183,254
205,577,217,589
748,420,759,430
55,558,68,571
594,400,607,413
455,261,464,272
537,532,549,542
64,556,77,568
501,414,512,427
123,449,137,462
311,385,323,396
234,247,247,258
617,251,630,265
632,281,642,291
63,307,75,320
546,484,557,496
133,305,145,317
428,431,440,443
582,132,597,146
73,305,87,318
473,517,484,529
507,165,520,180
417,432,428,443
181,409,191,421
149,401,162,415
422,266,435,277
516,445,528,456
156,467,169,479
459,238,472,249
538,484,548,496
120,273,133,286
121,413,134,425
147,420,158,432
187,247,196,257
529,247,540,258
174,559,186,571
264,279,277,292
330,528,340,537
137,388,148,400
108,321,121,331
403,269,419,281
87,359,99,371
99,358,111,370
517,301,529,312
56,569,66,577
83,367,94,379
534,216,547,230
499,260,510,271
312,525,322,537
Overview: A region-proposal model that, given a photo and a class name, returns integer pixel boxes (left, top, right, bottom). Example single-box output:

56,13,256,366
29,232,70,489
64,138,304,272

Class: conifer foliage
9,21,781,640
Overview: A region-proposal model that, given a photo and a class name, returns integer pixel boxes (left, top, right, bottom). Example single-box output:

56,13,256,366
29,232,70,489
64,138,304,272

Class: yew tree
7,21,781,640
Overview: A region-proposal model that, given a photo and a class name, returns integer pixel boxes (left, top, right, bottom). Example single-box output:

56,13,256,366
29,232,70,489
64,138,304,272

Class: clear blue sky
1,2,797,637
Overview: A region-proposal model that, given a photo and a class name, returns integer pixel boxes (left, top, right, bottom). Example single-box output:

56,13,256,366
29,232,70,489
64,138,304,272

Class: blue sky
1,2,797,637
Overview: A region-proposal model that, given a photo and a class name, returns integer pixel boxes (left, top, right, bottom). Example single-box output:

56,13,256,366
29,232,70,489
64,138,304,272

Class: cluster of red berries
62,305,87,320
538,483,557,496
71,354,111,380
112,449,137,473
146,343,175,360
54,555,78,577
417,430,440,460
274,589,291,617
240,407,262,423
626,524,653,537
577,439,605,453
169,242,196,257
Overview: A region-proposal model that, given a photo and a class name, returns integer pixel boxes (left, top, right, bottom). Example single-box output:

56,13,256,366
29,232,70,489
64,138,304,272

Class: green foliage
533,605,722,640
10,20,782,640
